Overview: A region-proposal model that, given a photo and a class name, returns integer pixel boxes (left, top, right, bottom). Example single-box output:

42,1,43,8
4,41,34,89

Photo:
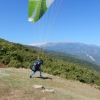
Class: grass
0,68,100,100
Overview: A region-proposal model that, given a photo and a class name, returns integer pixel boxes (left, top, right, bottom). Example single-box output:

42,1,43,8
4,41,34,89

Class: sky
0,0,100,46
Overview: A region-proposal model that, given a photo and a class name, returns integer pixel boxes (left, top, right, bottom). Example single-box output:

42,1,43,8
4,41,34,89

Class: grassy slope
0,68,100,100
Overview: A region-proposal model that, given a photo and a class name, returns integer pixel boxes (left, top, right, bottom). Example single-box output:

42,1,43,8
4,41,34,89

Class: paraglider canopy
28,0,62,59
28,0,54,22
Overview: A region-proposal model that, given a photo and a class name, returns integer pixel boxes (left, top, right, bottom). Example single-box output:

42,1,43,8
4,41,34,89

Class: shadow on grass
32,76,52,80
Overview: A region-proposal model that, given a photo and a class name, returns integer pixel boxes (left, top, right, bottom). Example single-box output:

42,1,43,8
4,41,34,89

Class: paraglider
30,59,43,78
28,0,56,60
28,0,62,77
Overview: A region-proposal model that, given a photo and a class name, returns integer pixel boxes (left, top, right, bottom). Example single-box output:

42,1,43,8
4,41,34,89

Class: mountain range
31,42,100,65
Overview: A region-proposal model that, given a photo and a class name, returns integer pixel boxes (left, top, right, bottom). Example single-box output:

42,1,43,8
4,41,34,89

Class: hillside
28,44,100,72
0,38,100,87
43,50,100,72
37,42,100,65
0,68,100,100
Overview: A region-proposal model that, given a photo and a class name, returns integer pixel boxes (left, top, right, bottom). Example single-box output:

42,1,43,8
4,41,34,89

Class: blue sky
0,0,100,46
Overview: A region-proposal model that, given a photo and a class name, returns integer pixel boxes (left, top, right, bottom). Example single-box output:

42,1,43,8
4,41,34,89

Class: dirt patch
0,63,6,68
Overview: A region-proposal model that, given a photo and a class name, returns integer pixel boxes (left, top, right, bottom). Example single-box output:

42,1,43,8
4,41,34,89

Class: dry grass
0,68,100,100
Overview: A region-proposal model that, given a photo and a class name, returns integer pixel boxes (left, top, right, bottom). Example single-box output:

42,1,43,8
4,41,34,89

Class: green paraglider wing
28,0,54,22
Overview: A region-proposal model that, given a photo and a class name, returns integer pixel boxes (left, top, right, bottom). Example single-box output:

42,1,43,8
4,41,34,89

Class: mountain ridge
32,42,100,65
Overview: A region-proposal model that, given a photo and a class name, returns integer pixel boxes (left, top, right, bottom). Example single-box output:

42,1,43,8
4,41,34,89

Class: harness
30,61,40,71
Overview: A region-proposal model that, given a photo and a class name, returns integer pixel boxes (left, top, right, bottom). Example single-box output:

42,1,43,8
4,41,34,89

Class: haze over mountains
30,42,100,65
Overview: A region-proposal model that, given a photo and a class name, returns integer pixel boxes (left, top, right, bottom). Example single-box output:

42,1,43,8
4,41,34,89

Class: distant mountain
32,42,100,65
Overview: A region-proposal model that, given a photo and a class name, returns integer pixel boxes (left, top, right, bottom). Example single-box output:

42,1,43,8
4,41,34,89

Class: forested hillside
28,45,100,72
0,38,100,87
43,51,100,72
38,42,100,64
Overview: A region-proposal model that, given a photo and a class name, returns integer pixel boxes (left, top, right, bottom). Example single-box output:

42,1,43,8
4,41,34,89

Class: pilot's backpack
30,61,38,71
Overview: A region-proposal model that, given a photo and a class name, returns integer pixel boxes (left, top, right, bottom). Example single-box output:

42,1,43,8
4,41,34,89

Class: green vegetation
43,50,100,72
0,38,100,87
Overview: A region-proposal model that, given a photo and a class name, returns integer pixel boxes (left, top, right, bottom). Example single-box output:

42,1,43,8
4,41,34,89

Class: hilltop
0,68,100,100
0,38,100,87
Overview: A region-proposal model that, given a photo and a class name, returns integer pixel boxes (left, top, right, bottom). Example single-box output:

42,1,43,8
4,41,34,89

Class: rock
41,89,56,93
33,85,45,89
33,85,56,93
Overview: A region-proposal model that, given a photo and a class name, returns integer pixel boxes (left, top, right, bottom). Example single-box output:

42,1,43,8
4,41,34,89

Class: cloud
29,42,46,46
